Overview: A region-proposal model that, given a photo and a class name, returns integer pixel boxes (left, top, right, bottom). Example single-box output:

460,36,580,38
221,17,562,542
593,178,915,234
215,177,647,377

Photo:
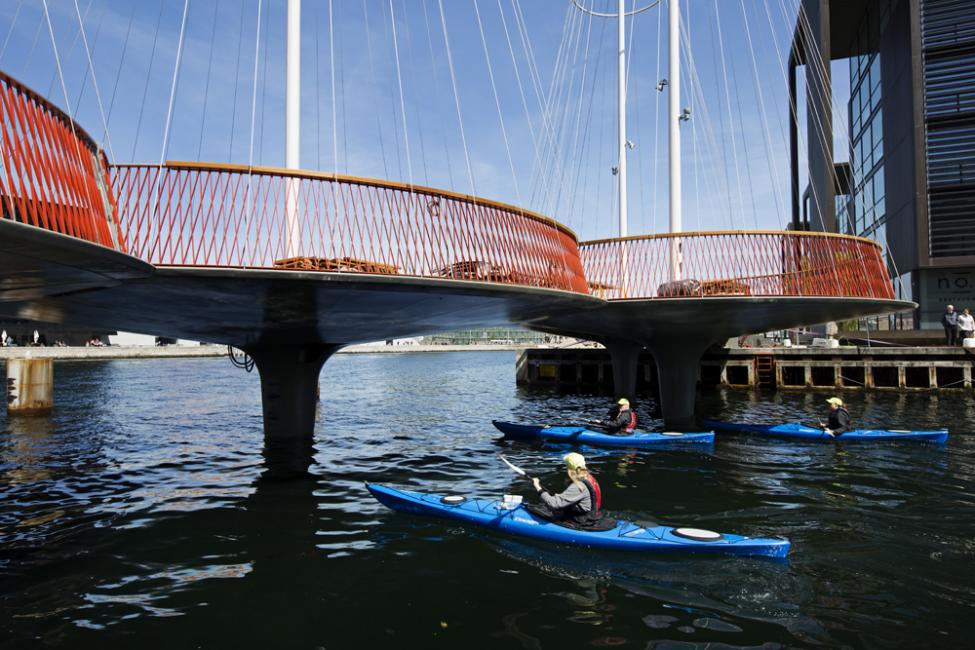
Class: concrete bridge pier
604,338,644,401
247,344,339,440
645,338,715,431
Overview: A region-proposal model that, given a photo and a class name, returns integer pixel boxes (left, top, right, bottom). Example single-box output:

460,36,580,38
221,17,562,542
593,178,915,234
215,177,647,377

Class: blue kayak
367,484,789,558
703,420,948,444
492,420,715,448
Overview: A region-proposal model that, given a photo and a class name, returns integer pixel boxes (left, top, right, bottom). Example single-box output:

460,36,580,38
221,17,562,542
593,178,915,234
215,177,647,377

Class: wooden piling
514,347,975,394
6,357,53,415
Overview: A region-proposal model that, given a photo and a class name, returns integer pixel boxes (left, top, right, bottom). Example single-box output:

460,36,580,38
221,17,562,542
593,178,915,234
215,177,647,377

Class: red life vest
581,474,602,515
625,410,637,432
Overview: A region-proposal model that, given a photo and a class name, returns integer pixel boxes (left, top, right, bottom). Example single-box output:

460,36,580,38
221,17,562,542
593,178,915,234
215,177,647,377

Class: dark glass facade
791,0,975,329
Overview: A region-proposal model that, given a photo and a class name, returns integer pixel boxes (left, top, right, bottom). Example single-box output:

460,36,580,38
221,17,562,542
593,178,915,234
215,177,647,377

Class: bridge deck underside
0,220,152,302
0,269,605,349
534,297,914,347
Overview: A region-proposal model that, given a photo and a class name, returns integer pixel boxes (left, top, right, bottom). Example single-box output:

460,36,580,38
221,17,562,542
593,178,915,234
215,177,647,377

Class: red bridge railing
580,231,896,300
0,71,121,250
111,162,589,294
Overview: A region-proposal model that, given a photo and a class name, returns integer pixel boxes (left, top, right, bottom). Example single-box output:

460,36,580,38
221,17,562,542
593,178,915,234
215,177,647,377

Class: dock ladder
755,354,776,388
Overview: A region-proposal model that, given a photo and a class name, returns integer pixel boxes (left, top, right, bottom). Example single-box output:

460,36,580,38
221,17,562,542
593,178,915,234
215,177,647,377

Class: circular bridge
0,69,913,435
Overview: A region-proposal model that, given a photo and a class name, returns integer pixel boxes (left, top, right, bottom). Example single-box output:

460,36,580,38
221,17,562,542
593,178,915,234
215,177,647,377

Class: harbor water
1,352,973,648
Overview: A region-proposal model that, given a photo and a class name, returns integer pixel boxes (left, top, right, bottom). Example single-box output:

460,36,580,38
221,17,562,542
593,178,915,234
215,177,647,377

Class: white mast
668,0,682,280
285,0,301,257
617,0,628,239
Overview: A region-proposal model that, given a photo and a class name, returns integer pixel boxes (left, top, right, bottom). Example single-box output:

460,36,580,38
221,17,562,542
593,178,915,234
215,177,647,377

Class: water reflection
487,538,819,647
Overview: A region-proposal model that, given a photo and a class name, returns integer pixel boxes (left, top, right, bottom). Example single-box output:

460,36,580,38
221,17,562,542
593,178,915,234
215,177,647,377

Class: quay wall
0,343,529,363
517,347,975,392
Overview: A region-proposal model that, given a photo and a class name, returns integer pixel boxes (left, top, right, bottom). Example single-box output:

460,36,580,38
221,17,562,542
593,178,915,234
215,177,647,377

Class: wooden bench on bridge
273,256,399,275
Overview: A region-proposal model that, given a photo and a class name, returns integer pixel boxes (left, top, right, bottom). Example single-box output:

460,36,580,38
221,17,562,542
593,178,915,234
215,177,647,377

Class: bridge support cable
496,0,545,205
388,0,414,192
526,2,578,215
0,1,24,62
473,0,522,207
131,1,166,162
437,0,478,198
789,1,854,238
420,0,453,189
72,0,115,162
158,0,189,164
40,0,114,249
196,1,220,159
783,0,890,288
682,11,737,231
764,0,880,294
738,0,786,225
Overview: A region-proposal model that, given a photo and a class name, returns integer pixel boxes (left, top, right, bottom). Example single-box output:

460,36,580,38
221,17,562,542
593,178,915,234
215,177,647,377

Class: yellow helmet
563,452,587,471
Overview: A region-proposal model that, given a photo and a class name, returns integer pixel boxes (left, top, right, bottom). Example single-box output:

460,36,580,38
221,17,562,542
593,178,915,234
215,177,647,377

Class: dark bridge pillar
605,338,643,401
645,338,714,431
247,344,339,440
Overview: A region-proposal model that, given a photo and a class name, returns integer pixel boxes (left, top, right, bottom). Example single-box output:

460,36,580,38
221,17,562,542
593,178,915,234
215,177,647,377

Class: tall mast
669,0,680,234
668,0,682,279
285,0,301,257
618,0,628,238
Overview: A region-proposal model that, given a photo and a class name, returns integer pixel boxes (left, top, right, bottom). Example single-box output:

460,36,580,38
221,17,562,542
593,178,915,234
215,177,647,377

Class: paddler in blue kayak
590,398,637,434
528,452,613,530
822,397,852,437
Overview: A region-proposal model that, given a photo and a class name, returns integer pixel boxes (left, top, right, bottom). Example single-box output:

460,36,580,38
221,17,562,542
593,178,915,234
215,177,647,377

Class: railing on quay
580,231,896,301
111,162,589,294
0,71,121,250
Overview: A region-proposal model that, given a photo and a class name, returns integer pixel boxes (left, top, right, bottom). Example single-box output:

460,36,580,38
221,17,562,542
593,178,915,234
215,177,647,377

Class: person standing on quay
958,308,975,344
942,305,959,346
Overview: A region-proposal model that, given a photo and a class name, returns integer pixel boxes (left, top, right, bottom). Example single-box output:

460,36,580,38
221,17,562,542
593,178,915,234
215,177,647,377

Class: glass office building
789,0,975,328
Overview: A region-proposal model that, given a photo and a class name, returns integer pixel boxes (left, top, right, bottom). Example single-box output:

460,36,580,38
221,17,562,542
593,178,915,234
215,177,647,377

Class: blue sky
0,0,845,242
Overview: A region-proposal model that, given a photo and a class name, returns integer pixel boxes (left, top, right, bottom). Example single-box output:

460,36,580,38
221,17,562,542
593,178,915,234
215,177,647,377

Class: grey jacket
540,481,591,512
943,311,959,327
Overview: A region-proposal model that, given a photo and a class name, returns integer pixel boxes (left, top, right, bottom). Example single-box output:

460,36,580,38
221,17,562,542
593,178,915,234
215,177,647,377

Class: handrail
0,71,101,152
0,70,121,250
111,163,590,294
133,160,579,241
580,231,896,300
580,229,885,248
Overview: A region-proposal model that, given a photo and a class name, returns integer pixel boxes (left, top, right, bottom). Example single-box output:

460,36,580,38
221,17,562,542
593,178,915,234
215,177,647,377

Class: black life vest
828,406,851,432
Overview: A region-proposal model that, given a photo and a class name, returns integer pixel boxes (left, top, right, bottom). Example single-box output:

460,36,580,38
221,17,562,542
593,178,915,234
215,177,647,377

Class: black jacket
604,407,635,434
828,407,852,434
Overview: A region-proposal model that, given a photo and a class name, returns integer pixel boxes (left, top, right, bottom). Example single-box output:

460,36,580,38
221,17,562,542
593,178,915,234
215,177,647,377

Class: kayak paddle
498,454,543,490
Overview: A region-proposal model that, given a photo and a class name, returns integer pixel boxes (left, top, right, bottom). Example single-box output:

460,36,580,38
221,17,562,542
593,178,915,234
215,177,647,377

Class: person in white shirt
958,308,975,344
